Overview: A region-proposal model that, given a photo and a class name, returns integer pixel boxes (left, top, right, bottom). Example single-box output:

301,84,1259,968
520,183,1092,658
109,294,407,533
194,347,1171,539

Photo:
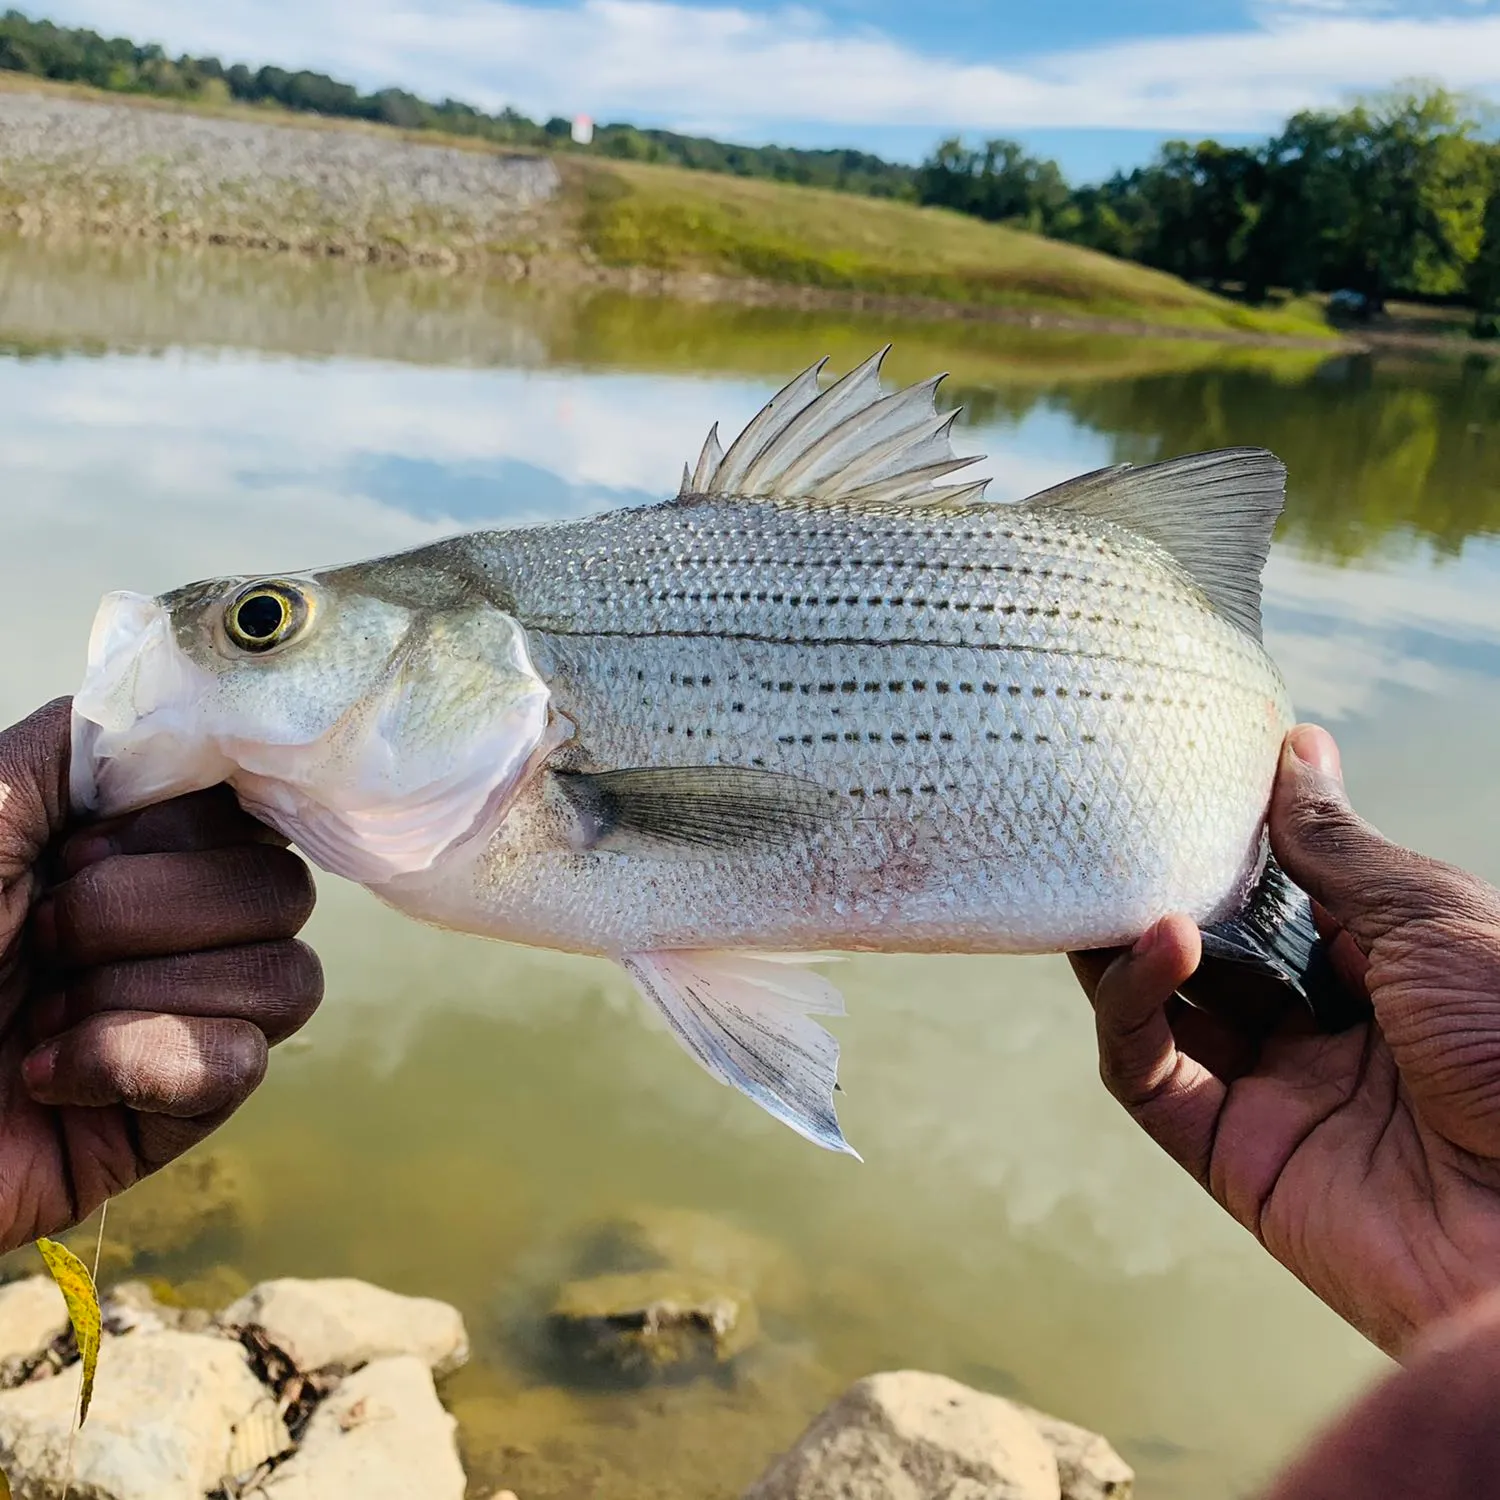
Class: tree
915,138,1069,231
1471,183,1500,337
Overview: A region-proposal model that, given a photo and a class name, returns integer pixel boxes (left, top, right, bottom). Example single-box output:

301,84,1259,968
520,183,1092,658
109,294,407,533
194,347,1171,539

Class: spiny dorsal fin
675,347,988,510
1020,447,1286,641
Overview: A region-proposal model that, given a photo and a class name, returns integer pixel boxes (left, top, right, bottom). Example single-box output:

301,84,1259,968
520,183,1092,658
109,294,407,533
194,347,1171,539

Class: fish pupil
236,594,286,640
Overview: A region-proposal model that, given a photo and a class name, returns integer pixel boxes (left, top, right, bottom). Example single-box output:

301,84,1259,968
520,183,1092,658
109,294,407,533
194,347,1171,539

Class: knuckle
212,1021,269,1098
265,850,317,928
1284,789,1363,853
230,941,324,1037
213,846,315,931
281,940,325,1007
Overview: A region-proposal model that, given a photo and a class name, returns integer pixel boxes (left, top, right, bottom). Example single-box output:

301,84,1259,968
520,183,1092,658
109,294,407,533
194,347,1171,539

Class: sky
35,0,1500,180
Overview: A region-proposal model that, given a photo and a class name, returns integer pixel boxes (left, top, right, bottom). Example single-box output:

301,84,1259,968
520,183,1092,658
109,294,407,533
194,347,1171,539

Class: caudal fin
1199,855,1370,1032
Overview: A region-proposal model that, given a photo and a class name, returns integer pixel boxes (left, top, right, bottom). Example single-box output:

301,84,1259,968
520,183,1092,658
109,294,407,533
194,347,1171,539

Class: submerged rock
0,1278,67,1374
574,1207,806,1313
549,1270,759,1378
221,1277,470,1378
0,1329,288,1500
742,1370,1061,1500
256,1355,466,1500
64,1150,260,1279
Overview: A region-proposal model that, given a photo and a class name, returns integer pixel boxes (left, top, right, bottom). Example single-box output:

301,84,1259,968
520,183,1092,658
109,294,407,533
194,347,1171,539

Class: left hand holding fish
1072,723,1500,1358
0,698,322,1254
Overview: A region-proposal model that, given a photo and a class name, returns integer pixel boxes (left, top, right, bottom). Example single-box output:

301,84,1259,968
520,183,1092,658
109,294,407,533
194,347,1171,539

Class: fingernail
62,833,116,876
1286,724,1343,781
22,1043,57,1093
26,991,66,1045
1132,922,1159,959
29,899,56,960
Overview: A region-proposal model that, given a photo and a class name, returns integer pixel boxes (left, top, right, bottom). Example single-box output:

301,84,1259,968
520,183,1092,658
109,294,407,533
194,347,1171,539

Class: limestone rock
742,1370,1061,1500
549,1270,759,1378
256,1355,465,1500
221,1277,469,1377
0,1329,289,1500
1016,1407,1134,1500
0,1279,67,1370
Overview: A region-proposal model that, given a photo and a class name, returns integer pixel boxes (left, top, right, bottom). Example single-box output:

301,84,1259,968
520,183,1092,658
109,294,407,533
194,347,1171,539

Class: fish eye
224,582,310,654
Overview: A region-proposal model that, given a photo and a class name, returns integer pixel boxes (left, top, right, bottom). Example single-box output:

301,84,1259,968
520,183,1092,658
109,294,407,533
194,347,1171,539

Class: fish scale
71,348,1320,1154
369,492,1285,961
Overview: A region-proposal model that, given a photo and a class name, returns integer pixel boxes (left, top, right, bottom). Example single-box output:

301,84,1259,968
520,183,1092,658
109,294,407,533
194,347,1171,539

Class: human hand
1070,724,1500,1356
0,698,322,1253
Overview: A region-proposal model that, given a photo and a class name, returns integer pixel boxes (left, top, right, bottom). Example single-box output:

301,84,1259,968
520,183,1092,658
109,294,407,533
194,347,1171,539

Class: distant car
1327,289,1370,318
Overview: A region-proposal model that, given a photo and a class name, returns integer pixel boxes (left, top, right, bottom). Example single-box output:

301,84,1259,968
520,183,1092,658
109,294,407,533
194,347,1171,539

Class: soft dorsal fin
675,347,988,510
1020,447,1287,640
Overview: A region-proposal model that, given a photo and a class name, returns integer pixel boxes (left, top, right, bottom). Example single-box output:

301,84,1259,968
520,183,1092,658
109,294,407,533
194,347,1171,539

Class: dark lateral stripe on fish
534,627,1264,686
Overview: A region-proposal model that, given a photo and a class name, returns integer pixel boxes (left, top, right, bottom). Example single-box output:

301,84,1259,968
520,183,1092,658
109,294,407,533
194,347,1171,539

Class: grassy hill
0,74,1335,344
576,160,1333,341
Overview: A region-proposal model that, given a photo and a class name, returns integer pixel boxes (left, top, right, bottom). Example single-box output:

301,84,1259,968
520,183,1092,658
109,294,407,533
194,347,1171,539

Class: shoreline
0,80,1396,357
0,216,1359,352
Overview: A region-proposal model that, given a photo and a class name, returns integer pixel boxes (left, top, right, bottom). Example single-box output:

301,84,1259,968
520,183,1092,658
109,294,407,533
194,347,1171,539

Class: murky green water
2,235,1498,1499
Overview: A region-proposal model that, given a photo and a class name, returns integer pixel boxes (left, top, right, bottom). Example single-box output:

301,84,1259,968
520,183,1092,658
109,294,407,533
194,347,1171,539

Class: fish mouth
70,590,230,817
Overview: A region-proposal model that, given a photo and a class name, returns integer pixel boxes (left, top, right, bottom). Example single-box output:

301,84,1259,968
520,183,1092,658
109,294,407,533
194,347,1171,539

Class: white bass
70,348,1331,1154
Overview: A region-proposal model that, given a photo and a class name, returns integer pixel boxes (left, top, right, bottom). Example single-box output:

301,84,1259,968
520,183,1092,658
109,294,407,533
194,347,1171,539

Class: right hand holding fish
1071,723,1500,1358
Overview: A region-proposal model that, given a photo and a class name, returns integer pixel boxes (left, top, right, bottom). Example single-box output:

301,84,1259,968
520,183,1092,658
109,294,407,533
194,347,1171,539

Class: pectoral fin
549,766,835,856
621,950,858,1157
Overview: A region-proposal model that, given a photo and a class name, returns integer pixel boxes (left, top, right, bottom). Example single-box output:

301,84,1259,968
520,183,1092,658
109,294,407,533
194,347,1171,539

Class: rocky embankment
0,1159,1133,1497
0,1270,1131,1499
0,89,559,266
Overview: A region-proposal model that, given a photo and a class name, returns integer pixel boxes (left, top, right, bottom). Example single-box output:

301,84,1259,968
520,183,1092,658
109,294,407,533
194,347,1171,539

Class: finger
1073,937,1288,1078
33,845,316,968
22,1011,267,1117
0,698,70,871
1271,725,1500,949
30,940,324,1047
1166,995,1270,1081
57,786,288,876
1092,915,1227,1184
1067,945,1121,1002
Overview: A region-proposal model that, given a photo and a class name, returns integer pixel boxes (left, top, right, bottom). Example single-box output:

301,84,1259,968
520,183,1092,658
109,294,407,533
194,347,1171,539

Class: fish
70,347,1335,1157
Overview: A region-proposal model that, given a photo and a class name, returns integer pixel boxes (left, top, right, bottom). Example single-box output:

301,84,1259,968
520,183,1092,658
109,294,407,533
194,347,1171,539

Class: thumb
1270,724,1486,949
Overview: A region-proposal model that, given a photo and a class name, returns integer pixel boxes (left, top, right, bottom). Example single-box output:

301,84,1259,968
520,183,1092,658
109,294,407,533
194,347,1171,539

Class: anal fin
621,951,859,1157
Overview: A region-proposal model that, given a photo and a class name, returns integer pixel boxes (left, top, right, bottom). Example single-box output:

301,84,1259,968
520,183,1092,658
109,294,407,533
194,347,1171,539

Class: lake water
2,235,1498,1499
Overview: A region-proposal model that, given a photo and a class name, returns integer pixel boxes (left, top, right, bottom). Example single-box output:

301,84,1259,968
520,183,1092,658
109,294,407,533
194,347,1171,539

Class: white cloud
43,0,1500,139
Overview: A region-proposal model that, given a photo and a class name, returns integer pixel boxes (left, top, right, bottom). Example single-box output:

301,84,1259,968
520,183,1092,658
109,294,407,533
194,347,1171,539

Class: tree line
918,93,1500,329
0,10,915,196
1,9,1496,331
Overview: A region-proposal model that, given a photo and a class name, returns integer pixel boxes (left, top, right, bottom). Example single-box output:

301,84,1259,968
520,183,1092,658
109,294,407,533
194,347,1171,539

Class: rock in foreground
1016,1405,1135,1500
0,1330,287,1500
257,1355,466,1500
221,1276,470,1376
0,1278,67,1371
744,1371,1134,1500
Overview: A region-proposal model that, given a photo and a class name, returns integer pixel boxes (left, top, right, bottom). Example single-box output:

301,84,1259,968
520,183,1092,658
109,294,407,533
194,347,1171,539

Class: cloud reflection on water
3,334,1495,1500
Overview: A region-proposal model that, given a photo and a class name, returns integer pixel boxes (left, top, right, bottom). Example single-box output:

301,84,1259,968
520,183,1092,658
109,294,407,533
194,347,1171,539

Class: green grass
0,72,1337,342
575,159,1338,341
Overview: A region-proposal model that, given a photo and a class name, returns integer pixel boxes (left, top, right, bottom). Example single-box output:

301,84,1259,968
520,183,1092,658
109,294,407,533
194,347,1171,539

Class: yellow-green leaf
35,1238,101,1426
